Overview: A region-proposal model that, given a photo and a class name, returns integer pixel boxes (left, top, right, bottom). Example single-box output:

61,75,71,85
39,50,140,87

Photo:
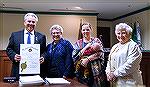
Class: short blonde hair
115,23,133,35
24,13,38,22
49,24,64,34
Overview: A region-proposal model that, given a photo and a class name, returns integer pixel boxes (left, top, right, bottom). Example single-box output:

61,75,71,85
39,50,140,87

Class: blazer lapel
19,30,24,44
34,31,38,44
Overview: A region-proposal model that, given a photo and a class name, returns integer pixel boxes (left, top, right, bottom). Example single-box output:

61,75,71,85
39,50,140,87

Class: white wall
2,10,150,50
1,13,97,50
0,13,2,50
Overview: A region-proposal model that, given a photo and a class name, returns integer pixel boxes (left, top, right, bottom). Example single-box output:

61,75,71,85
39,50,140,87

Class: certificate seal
21,61,27,72
28,48,32,52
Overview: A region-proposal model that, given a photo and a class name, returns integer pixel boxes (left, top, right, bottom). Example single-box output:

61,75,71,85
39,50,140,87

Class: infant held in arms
75,43,101,78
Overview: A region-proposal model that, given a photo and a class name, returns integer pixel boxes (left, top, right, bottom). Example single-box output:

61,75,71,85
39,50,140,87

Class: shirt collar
24,29,34,35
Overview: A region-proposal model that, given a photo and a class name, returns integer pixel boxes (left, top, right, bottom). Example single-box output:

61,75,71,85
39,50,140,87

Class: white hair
115,23,133,35
49,24,64,34
24,13,38,22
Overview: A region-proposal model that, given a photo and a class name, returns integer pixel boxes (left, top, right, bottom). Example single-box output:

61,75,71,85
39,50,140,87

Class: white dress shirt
24,29,35,44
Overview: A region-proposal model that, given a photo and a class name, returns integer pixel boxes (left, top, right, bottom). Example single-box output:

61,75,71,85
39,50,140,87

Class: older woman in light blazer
105,23,143,86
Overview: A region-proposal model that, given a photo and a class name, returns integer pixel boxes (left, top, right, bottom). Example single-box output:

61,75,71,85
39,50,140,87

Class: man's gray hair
24,13,38,22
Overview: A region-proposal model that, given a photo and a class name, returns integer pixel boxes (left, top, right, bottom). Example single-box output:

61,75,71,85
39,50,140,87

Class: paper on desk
45,78,71,84
19,75,44,85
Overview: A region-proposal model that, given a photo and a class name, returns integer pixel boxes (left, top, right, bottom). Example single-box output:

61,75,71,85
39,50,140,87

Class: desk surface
0,79,88,87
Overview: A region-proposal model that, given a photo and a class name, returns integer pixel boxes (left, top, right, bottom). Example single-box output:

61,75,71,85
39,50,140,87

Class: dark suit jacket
6,29,46,80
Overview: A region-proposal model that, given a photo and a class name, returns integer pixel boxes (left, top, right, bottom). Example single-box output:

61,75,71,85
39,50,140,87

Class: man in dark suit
6,13,46,80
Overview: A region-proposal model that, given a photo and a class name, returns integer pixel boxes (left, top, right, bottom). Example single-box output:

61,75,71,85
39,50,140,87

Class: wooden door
97,27,110,48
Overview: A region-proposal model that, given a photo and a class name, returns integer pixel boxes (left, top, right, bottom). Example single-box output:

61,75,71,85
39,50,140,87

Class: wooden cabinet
0,50,12,82
141,52,150,87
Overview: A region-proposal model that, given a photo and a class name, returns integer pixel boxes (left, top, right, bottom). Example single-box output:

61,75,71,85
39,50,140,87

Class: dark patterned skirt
75,59,109,87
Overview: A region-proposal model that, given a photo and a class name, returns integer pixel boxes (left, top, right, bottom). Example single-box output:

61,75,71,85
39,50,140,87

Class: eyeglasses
51,32,61,35
26,20,36,23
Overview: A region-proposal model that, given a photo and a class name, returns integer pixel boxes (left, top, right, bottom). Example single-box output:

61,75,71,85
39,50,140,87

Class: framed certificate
19,44,40,74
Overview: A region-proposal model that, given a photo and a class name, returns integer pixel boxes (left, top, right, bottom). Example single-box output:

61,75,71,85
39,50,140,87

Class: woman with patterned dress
72,22,108,87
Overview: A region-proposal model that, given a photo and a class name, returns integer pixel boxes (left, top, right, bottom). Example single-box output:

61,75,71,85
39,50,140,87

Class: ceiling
1,0,150,19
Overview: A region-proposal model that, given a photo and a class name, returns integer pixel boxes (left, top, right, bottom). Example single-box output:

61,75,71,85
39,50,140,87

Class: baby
83,43,101,56
75,43,101,78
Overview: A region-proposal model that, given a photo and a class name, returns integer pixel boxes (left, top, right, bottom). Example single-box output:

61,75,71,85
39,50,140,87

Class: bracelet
87,57,91,62
79,51,83,56
81,61,86,67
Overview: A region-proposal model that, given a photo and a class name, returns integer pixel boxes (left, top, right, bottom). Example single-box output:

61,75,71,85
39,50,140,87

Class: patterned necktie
27,32,31,44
